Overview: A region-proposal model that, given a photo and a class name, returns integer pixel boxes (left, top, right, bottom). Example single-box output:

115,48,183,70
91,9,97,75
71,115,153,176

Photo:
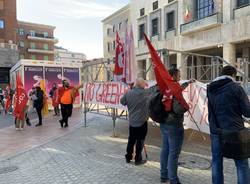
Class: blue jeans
210,134,250,184
160,124,184,184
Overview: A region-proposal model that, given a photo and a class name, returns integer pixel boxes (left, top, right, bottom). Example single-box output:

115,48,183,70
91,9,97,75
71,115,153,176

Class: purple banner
63,68,80,103
24,66,43,95
45,67,62,97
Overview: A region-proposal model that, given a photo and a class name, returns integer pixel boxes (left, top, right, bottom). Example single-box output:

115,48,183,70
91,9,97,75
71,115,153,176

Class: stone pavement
0,110,248,184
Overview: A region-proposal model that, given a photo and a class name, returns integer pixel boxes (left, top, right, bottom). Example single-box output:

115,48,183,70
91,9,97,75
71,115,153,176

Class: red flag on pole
13,74,28,120
114,31,125,82
144,33,189,111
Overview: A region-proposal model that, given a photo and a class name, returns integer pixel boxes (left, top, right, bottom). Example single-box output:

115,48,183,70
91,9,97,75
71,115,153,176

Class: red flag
114,31,125,82
13,74,28,120
144,33,189,111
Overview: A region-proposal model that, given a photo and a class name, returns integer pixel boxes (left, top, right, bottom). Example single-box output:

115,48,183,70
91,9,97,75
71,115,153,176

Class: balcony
27,48,55,55
234,3,250,19
27,33,58,43
180,13,222,35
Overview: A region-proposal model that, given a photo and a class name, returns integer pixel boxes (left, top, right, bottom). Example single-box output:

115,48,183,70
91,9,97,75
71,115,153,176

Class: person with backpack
120,78,155,165
159,68,194,184
207,65,250,184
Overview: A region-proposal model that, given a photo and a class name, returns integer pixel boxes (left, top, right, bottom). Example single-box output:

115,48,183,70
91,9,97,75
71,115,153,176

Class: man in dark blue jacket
207,65,250,184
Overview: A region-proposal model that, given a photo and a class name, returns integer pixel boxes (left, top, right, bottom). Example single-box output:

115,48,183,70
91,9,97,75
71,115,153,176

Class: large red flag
114,31,125,82
13,74,28,120
144,33,189,111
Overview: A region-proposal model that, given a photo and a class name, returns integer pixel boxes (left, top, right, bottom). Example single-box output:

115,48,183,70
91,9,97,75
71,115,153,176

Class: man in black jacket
207,65,250,184
34,86,44,127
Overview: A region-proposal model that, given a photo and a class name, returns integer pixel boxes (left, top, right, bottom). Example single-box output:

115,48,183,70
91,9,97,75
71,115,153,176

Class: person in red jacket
57,80,82,128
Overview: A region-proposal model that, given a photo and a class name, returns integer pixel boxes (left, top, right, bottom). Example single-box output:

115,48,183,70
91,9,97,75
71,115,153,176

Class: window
43,32,49,37
31,55,36,60
107,42,111,52
237,0,249,7
30,30,36,36
151,18,158,36
0,0,4,10
119,22,122,30
168,0,174,3
153,1,158,10
43,43,49,50
107,28,111,35
30,42,36,49
0,20,4,29
139,24,145,40
19,28,24,36
196,0,214,19
44,56,49,61
166,11,175,31
140,8,145,16
19,41,25,48
113,40,116,50
113,25,115,33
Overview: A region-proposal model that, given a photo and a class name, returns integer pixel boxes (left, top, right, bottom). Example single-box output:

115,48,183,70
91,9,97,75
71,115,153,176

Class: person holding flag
13,74,29,130
144,33,195,184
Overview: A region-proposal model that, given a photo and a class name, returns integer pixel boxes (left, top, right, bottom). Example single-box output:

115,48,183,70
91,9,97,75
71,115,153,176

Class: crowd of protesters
0,64,249,184
2,78,81,131
120,65,249,184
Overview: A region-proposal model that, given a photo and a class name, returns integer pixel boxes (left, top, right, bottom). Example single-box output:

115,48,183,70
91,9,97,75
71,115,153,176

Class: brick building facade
17,21,57,61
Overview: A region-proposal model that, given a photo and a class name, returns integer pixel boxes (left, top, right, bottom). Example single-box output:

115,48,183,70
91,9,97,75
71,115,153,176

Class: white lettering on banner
84,82,130,109
83,81,210,134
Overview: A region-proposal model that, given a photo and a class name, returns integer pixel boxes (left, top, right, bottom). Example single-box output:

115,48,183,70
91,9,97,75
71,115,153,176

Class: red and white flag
123,26,137,84
114,32,125,82
13,74,28,120
144,33,189,111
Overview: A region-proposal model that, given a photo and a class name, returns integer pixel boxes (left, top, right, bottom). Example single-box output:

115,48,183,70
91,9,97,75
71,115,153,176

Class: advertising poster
63,68,80,104
45,67,62,98
24,66,43,95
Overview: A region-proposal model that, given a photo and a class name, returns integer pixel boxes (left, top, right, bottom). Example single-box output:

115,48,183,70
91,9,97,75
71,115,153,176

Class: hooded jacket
207,76,250,134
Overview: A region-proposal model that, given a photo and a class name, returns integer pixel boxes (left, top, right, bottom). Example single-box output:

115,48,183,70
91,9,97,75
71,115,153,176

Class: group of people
121,65,250,184
6,79,81,130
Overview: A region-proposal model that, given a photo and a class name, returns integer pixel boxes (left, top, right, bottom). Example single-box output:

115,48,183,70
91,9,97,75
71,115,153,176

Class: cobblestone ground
0,114,248,184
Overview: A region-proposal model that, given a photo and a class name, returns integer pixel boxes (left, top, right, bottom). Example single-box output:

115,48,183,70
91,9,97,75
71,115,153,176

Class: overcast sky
17,0,129,59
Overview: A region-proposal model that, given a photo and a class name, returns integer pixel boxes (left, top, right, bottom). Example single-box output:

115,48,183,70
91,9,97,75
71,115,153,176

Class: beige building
55,46,86,64
104,0,250,82
102,5,130,81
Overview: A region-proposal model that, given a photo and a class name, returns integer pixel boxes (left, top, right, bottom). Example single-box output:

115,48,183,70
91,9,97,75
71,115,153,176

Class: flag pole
188,110,206,141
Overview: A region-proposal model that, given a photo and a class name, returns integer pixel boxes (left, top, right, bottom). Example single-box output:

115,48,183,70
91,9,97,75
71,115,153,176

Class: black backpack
148,90,169,123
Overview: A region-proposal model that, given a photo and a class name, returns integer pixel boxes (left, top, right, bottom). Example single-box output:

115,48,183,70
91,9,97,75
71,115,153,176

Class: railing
27,33,54,39
180,12,222,34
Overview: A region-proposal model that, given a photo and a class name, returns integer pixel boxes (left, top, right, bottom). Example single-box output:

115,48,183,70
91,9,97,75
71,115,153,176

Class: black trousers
54,106,60,115
126,122,148,162
35,107,42,124
60,104,73,126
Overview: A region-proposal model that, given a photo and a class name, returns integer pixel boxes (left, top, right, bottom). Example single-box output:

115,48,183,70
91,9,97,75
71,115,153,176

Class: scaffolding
82,50,250,136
